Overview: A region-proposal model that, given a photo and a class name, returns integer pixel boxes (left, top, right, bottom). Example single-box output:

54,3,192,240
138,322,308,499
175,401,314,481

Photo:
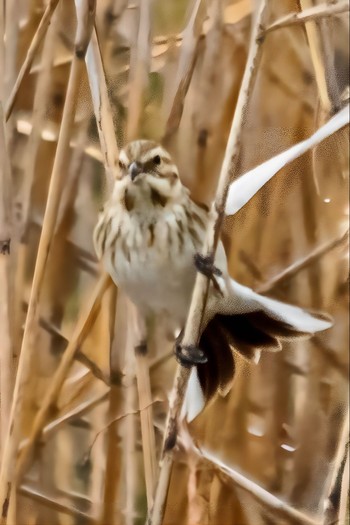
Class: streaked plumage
94,140,332,419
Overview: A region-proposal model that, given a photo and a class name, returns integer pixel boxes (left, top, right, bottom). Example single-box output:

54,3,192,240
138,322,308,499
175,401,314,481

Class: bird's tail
184,282,332,422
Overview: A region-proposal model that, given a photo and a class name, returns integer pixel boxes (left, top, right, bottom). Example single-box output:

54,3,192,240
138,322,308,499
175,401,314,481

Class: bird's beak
129,162,143,181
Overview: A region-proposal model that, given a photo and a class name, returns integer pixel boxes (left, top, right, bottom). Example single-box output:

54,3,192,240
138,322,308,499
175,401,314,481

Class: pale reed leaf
225,105,350,216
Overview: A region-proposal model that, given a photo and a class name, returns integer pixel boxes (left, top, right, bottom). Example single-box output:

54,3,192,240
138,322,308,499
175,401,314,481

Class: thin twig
19,483,95,522
82,397,163,466
0,4,96,516
200,447,320,525
261,1,349,37
35,312,111,386
257,229,349,293
5,0,60,121
18,391,109,452
149,3,269,524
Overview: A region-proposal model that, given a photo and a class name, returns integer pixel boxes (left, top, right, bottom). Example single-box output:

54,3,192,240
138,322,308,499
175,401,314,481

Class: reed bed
0,1,349,524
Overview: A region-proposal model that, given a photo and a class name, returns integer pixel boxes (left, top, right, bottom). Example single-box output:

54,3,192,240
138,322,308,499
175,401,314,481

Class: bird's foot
194,253,221,277
194,253,223,295
175,342,208,367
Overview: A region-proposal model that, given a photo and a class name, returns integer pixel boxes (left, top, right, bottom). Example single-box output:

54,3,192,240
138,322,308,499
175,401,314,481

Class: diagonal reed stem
5,0,60,121
261,1,349,37
148,2,269,524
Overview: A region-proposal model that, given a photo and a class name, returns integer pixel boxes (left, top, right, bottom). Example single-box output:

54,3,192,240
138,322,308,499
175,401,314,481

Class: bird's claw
194,253,223,295
175,342,208,367
194,253,222,277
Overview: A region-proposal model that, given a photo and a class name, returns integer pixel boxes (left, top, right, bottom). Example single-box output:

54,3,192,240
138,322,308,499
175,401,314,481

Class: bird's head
114,140,186,211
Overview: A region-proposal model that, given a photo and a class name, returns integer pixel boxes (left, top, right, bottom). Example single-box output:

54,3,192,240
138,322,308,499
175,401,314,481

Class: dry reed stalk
99,286,122,525
262,1,349,37
115,0,159,509
11,10,58,359
19,482,95,522
88,379,109,520
126,0,153,142
200,448,320,525
0,1,5,100
17,15,57,241
3,0,19,106
257,228,349,294
0,105,12,460
323,419,349,525
28,313,111,385
317,10,342,114
135,338,157,509
123,301,138,525
85,21,139,524
5,0,60,121
85,28,119,193
100,385,121,525
163,0,204,144
149,3,269,524
192,0,223,185
299,0,332,114
18,391,108,452
0,4,96,515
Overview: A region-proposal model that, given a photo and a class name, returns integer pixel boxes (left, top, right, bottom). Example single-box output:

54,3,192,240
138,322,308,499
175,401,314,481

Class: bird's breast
95,201,203,323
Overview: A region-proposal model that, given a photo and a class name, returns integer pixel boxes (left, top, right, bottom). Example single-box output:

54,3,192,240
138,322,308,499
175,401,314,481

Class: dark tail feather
186,306,331,421
197,316,235,400
196,311,287,403
246,311,311,339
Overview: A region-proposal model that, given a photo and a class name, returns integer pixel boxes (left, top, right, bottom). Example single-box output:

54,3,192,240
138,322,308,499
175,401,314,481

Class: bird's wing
183,269,332,423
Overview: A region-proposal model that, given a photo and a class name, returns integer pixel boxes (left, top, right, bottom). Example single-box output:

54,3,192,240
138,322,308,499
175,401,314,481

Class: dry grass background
0,0,349,524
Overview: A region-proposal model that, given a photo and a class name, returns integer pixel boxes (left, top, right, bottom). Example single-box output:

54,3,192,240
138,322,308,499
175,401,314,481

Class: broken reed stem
299,0,332,114
262,1,349,37
5,0,60,121
148,3,269,524
0,3,96,517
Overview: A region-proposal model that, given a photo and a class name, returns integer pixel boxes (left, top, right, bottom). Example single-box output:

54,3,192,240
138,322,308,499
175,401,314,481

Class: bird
93,139,332,414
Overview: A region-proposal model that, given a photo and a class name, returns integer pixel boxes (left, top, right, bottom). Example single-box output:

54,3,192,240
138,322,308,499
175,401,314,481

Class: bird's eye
153,155,161,165
118,160,125,170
